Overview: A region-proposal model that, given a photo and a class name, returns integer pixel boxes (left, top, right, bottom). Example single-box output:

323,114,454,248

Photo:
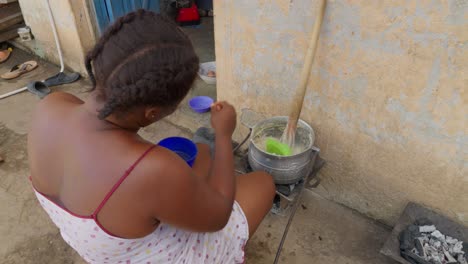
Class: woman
28,10,275,264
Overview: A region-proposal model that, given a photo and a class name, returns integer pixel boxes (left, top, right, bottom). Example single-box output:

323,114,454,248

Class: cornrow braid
85,10,143,90
84,9,199,119
85,53,96,87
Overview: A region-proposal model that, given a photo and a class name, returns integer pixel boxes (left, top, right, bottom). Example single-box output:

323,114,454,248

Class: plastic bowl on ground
189,96,214,113
158,137,198,167
198,61,216,84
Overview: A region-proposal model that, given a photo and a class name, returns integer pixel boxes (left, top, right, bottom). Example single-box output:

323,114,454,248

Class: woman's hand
210,101,237,137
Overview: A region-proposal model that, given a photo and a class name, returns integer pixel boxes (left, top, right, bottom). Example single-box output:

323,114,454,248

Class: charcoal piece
443,250,458,263
443,241,450,251
451,241,464,254
432,240,441,248
445,236,458,244
415,218,433,226
414,238,426,258
400,250,432,264
424,244,440,260
419,225,437,233
400,227,416,250
458,254,468,264
408,225,420,234
400,225,423,250
425,254,443,264
431,230,445,241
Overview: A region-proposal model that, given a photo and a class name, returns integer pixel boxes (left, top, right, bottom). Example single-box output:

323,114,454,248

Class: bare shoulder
129,142,192,190
133,143,188,179
40,92,83,107
33,92,82,118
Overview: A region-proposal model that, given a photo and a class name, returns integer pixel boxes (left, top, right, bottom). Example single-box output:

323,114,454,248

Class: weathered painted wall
16,0,96,74
214,0,467,225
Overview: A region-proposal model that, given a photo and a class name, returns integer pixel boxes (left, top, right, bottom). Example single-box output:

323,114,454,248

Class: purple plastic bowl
189,96,214,113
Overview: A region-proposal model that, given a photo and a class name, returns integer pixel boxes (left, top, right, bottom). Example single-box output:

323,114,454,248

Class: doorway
91,0,161,35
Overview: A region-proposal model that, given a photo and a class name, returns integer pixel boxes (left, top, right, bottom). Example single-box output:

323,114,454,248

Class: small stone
419,225,436,233
0,155,3,163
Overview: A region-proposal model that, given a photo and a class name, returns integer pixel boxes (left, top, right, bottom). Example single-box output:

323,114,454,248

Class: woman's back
29,92,165,237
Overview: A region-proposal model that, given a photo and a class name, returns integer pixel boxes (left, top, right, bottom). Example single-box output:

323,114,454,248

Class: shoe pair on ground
0,48,38,80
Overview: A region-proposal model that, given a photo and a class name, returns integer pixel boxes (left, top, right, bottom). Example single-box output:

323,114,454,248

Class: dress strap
92,145,157,217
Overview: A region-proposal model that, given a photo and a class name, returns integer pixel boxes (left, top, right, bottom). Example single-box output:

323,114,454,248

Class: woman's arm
144,102,238,232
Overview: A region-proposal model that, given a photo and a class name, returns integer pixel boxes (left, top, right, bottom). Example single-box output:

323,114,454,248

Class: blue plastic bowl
158,137,198,167
189,96,214,113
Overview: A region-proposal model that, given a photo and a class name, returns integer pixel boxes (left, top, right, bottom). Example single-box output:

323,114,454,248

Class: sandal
0,48,12,63
27,81,51,99
1,60,38,80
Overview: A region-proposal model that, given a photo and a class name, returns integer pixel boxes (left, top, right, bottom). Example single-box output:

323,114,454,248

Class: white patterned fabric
34,190,249,264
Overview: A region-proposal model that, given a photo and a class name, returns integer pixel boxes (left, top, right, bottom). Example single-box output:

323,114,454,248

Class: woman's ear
145,107,161,121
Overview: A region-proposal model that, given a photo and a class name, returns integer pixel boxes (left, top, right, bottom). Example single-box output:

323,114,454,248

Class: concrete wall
16,0,96,74
214,0,467,226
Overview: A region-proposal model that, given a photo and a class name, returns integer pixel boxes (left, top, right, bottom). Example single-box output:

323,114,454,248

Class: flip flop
1,61,38,80
44,72,81,87
0,48,12,63
27,81,51,99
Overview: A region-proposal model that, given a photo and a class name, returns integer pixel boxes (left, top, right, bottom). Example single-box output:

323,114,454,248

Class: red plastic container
176,3,201,26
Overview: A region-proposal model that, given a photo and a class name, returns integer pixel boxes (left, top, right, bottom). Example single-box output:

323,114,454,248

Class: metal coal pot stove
248,116,316,185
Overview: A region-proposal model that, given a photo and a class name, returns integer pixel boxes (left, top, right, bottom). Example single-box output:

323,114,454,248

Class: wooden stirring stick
281,0,327,148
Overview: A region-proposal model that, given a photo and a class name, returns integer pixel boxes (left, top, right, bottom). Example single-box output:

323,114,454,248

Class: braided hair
85,10,199,119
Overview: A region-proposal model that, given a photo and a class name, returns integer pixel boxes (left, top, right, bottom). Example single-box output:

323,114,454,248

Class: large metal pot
248,116,315,184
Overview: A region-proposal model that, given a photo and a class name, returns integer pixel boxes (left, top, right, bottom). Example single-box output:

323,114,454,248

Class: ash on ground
399,219,467,264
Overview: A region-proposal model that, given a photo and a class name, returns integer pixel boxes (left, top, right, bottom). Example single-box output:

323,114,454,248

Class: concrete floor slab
247,191,398,264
